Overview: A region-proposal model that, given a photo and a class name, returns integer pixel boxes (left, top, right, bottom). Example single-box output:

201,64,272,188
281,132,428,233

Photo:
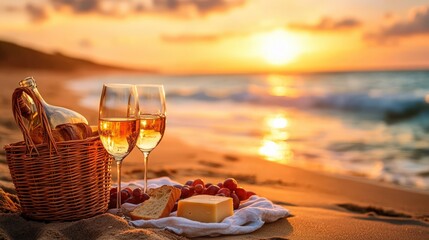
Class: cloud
45,0,245,18
79,38,93,48
365,5,429,43
1,5,20,12
25,3,48,23
160,30,249,43
161,33,222,43
288,17,362,32
0,4,47,23
51,0,99,13
152,0,245,16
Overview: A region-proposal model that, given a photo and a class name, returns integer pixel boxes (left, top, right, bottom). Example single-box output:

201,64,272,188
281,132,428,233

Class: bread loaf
29,126,45,144
30,123,93,144
55,123,92,141
130,185,181,220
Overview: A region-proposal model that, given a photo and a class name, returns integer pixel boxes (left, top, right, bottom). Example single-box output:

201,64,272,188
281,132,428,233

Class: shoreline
1,69,428,239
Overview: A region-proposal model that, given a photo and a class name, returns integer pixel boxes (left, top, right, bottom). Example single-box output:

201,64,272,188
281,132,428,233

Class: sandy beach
1,69,429,240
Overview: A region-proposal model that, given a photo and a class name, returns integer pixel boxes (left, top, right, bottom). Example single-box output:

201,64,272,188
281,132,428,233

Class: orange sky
0,0,429,74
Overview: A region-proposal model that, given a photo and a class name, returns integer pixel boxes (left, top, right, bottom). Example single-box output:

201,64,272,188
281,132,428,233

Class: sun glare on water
259,30,301,65
259,114,293,163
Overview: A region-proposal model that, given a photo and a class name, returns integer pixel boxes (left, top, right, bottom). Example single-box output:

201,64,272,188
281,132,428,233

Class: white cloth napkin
119,177,289,238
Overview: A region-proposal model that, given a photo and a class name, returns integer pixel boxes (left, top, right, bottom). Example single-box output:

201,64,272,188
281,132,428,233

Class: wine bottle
18,76,88,132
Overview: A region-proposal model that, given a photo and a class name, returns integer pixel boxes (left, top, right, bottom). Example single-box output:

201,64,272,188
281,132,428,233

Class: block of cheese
177,195,233,223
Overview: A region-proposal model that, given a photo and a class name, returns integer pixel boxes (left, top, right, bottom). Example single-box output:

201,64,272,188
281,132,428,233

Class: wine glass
98,84,139,215
135,84,166,193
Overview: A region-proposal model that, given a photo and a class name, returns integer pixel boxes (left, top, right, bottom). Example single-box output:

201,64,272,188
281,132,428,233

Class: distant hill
0,40,154,72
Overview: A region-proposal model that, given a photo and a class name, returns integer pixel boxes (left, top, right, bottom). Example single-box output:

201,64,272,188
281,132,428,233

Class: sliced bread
129,185,181,220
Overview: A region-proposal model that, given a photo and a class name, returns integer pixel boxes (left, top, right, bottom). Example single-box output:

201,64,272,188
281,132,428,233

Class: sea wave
167,89,429,122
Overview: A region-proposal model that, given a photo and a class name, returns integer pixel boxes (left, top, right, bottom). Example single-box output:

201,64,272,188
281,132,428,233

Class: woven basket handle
12,87,58,154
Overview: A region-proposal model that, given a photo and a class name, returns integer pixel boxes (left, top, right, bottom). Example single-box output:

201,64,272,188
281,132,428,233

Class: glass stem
116,160,122,210
143,151,150,193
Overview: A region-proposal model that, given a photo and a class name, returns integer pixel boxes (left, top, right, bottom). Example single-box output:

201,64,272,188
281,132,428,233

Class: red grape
109,191,117,209
123,187,133,196
192,178,205,187
133,188,142,199
246,191,256,199
194,184,204,194
173,184,183,189
181,186,191,198
205,185,220,195
110,191,117,198
217,188,231,197
185,180,193,186
110,187,117,195
108,198,117,209
223,178,238,191
188,186,195,196
205,183,213,188
231,192,240,210
124,197,140,204
121,189,131,201
235,187,247,201
217,182,223,188
140,193,150,202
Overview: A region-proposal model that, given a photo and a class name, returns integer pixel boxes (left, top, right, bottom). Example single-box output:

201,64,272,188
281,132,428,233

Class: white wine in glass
98,84,139,215
136,84,166,193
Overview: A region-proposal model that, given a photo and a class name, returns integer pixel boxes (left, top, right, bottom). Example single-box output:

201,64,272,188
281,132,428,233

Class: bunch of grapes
108,177,256,210
174,178,256,210
108,187,150,209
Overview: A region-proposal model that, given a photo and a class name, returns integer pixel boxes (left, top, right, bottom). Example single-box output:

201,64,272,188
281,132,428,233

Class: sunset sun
259,30,301,65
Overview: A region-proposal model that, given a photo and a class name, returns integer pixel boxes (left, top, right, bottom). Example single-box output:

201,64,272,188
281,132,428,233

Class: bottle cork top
19,77,37,88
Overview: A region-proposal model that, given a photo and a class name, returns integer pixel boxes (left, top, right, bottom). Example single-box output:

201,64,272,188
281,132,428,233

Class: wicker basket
4,87,112,221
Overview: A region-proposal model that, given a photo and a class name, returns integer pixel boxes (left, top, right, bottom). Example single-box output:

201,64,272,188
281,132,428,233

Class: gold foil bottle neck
19,76,37,88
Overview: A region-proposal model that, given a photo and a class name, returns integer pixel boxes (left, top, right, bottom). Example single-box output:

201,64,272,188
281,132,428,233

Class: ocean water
69,71,429,191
